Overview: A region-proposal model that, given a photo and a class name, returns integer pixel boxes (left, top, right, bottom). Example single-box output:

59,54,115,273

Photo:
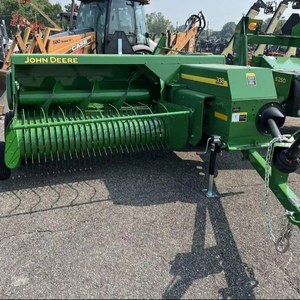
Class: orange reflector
249,23,257,31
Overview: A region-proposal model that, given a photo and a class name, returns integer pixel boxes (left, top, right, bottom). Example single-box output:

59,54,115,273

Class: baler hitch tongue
251,101,300,252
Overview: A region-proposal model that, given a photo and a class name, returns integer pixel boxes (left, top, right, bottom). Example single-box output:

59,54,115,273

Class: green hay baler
1,52,300,252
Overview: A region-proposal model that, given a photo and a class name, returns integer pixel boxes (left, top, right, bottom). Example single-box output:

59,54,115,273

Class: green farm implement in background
232,15,300,117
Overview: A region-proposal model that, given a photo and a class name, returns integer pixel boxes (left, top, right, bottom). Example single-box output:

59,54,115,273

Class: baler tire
0,141,11,181
4,110,14,134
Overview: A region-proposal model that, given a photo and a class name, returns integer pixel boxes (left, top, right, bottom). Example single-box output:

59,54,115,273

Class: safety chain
264,137,293,253
275,213,293,253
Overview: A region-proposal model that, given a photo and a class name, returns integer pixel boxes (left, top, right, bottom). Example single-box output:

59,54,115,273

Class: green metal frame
243,147,300,226
232,17,300,66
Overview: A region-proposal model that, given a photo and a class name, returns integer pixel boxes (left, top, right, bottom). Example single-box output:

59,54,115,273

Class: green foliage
261,17,286,33
262,17,271,31
219,21,236,39
146,12,174,37
64,4,72,13
0,0,62,37
176,24,186,32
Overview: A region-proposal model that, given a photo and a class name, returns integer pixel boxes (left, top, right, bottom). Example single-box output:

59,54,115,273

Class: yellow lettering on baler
50,57,78,64
24,56,79,64
181,73,229,87
25,57,49,63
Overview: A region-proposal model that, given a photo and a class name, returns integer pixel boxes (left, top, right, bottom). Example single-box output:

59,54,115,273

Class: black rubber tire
4,110,14,134
0,141,11,181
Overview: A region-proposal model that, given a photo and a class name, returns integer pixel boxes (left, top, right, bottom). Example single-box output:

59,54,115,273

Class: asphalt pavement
0,115,299,299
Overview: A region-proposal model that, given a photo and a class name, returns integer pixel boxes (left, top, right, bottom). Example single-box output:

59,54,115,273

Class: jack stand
202,135,221,198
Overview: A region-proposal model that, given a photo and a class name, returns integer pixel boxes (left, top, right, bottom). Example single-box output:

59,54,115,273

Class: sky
49,0,296,30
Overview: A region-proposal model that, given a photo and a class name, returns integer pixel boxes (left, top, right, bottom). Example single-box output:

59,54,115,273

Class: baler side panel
177,64,280,150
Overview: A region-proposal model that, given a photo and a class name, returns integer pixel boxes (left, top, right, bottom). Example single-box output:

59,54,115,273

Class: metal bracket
202,135,221,198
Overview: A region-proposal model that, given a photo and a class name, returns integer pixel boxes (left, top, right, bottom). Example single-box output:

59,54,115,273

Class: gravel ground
0,113,299,299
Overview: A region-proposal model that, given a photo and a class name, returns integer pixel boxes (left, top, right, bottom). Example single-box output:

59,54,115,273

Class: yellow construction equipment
165,12,206,55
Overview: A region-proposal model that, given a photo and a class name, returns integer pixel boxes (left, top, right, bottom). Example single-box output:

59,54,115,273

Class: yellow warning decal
246,73,256,86
232,112,248,123
215,111,228,122
181,73,229,87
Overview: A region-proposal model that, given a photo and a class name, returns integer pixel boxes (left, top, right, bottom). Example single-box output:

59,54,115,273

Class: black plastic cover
105,31,134,54
281,13,300,35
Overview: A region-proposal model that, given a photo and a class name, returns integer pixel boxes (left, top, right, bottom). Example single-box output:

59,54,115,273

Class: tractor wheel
4,110,14,134
0,141,11,181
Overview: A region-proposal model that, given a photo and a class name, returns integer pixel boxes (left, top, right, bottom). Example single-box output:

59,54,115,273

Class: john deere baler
1,53,300,251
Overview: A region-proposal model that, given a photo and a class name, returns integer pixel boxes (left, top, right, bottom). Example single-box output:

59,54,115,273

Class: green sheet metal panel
178,64,279,150
251,56,295,103
11,53,226,86
252,56,300,70
179,64,277,100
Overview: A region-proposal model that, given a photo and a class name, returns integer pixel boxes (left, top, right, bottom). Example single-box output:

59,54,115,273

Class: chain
264,137,281,243
264,136,294,253
275,213,293,253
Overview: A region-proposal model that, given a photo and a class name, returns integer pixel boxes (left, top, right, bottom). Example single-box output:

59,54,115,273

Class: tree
219,21,236,39
146,12,174,37
210,30,221,38
64,3,72,13
176,24,186,32
261,17,285,33
0,0,62,36
262,17,272,32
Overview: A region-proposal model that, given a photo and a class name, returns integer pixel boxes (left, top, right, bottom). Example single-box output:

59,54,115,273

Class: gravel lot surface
0,111,299,299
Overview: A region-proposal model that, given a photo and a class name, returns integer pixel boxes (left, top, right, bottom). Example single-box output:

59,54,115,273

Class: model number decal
215,77,225,86
181,74,229,87
275,76,287,84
